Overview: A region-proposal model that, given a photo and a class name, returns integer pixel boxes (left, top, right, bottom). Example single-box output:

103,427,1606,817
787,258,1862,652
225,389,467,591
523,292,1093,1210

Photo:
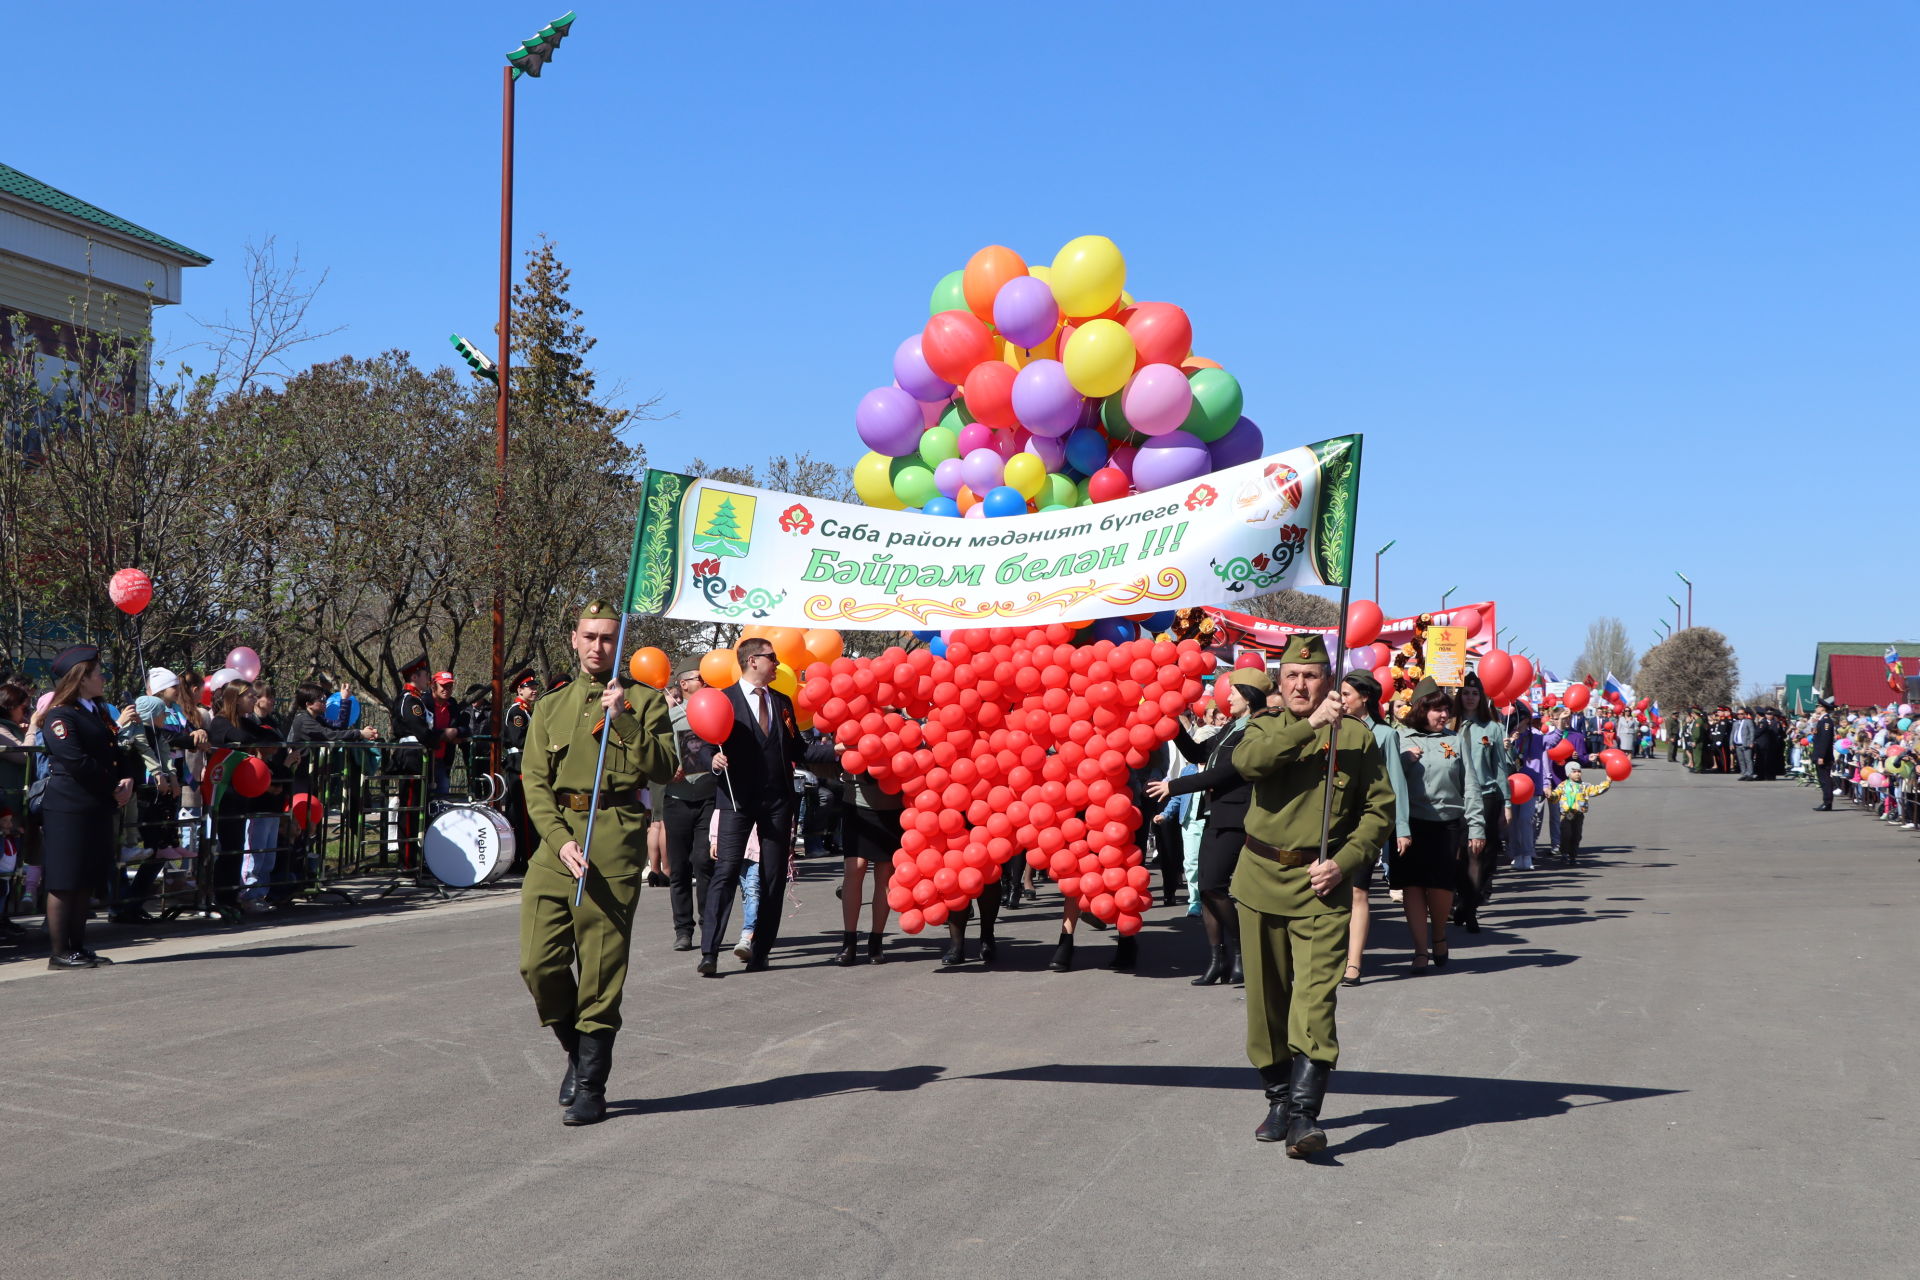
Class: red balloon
1087,466,1130,503
1478,650,1513,700
109,567,153,616
231,756,271,798
962,360,1019,429
287,791,324,832
686,687,736,744
1507,773,1535,806
1121,302,1194,369
1506,655,1535,704
1451,606,1481,638
1548,739,1576,763
922,310,995,385
1603,753,1633,783
1563,684,1591,713
1233,651,1266,671
1346,600,1384,647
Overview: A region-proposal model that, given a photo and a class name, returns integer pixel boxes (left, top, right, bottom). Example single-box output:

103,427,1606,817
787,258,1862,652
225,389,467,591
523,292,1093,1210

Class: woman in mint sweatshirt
1455,672,1511,933
1394,678,1486,971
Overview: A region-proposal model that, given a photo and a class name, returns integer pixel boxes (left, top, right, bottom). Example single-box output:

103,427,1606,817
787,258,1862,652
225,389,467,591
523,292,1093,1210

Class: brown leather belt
554,788,643,813
1243,834,1315,868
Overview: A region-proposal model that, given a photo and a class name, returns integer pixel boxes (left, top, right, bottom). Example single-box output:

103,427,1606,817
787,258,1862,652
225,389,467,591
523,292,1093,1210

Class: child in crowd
1554,762,1610,866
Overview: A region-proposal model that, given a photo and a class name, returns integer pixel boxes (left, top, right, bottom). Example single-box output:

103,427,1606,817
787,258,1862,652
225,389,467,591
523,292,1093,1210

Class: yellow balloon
1049,234,1126,318
1062,318,1136,398
854,450,905,510
1003,452,1045,500
1003,329,1060,370
772,662,798,701
1027,264,1052,284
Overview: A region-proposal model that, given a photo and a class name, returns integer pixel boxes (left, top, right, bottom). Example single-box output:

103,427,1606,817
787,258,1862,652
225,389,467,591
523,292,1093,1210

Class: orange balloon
956,486,979,513
963,245,1028,322
699,648,740,689
805,629,844,664
767,627,811,669
1180,356,1222,371
740,624,769,641
627,646,670,689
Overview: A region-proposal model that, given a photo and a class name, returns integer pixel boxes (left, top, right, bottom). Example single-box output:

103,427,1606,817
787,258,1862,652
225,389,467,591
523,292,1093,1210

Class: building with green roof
0,160,211,366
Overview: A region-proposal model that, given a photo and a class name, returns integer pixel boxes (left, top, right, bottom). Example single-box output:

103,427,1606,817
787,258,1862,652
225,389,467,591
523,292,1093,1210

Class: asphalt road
3,763,1915,1279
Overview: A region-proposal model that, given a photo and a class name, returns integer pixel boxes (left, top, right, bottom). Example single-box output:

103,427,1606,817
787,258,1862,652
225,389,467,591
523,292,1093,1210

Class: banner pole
574,477,652,907
1315,435,1363,870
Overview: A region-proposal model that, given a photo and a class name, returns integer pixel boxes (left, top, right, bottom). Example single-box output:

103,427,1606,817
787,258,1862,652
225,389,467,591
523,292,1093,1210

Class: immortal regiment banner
624,436,1362,627
1207,599,1500,658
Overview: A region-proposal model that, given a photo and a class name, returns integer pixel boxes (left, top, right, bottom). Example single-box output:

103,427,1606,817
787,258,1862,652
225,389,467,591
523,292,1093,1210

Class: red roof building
1827,654,1918,709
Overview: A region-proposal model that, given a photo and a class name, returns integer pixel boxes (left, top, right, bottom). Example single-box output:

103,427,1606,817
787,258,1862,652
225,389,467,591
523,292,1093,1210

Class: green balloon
1040,473,1079,509
1182,368,1244,444
1100,395,1143,445
919,424,960,465
930,269,966,318
938,399,976,436
1076,476,1093,506
1038,503,1072,513
890,457,938,508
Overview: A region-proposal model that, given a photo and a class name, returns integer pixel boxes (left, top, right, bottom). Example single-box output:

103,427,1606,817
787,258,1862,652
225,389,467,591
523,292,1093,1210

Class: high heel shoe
1409,950,1431,975
866,932,886,964
834,930,858,967
1047,931,1075,972
1432,938,1450,967
1192,944,1229,986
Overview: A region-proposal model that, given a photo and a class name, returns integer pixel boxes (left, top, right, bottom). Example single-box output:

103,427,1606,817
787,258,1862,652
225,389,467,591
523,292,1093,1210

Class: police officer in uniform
1230,634,1395,1159
518,600,676,1126
38,645,137,969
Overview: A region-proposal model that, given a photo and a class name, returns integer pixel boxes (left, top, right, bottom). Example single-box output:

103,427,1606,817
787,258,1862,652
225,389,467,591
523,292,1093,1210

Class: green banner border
625,469,689,614
1308,434,1363,588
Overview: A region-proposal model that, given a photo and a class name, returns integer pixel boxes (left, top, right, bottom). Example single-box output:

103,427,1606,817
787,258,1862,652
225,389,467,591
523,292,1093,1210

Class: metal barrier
0,733,521,928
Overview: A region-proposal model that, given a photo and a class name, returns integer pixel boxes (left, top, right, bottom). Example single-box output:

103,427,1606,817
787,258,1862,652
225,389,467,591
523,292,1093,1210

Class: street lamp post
487,11,576,766
1373,539,1395,603
1674,571,1692,628
1440,585,1459,612
1667,594,1683,633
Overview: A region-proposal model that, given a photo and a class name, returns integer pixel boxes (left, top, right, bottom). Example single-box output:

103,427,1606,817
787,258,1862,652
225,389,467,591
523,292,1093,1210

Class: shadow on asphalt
609,1064,947,1116
964,1062,1679,1156
124,943,354,964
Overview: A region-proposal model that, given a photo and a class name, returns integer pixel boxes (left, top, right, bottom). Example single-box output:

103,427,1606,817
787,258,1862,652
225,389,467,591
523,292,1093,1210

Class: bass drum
424,804,516,888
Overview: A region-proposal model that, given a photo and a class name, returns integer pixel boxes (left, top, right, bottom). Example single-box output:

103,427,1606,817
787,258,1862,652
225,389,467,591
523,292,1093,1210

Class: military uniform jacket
522,674,676,877
501,700,533,771
1229,710,1394,917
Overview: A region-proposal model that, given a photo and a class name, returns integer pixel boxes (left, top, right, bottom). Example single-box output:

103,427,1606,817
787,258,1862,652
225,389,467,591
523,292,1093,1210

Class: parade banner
1427,626,1469,686
624,436,1361,628
1207,599,1500,659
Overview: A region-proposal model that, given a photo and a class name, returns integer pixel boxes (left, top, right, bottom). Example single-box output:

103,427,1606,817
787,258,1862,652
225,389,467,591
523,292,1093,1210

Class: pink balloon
1452,607,1481,637
1119,364,1194,437
956,421,993,455
1351,644,1381,671
227,646,262,684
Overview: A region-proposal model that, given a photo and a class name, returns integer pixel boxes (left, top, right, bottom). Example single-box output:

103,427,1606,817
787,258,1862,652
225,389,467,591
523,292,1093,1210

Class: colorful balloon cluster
851,236,1264,523
795,625,1213,934
638,627,846,730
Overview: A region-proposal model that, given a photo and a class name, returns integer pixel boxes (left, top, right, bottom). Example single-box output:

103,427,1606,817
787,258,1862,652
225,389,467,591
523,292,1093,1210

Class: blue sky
18,2,1917,687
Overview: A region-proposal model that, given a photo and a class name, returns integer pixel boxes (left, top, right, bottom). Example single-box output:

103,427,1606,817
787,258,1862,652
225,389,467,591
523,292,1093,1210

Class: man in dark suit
698,637,804,975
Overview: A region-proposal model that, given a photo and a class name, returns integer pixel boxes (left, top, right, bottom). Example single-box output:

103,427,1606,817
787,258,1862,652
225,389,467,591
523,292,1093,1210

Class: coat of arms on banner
691,490,755,559
1234,462,1303,526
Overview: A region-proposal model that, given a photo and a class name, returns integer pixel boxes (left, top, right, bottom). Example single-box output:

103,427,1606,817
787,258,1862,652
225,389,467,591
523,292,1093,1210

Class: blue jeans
740,862,760,935
240,815,280,901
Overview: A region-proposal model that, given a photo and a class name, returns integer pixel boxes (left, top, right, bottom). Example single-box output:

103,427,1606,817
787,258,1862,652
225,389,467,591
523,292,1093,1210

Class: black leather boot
979,924,997,966
1284,1057,1330,1159
1192,944,1229,986
1228,940,1244,986
866,931,886,964
942,922,967,967
1047,930,1075,972
1254,1063,1293,1142
1105,934,1137,971
834,930,858,966
553,1025,580,1107
563,1030,614,1126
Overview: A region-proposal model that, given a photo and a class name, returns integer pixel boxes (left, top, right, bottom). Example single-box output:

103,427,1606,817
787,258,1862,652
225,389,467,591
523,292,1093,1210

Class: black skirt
1390,817,1462,892
841,806,903,864
39,802,116,895
1197,822,1243,895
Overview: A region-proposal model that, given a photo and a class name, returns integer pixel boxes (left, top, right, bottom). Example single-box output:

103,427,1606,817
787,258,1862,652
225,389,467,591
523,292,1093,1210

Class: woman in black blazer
1148,666,1274,987
36,645,136,969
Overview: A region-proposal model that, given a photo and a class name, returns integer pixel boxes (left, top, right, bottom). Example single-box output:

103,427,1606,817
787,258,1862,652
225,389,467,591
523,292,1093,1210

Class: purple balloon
1121,363,1194,437
1025,434,1067,470
1207,416,1265,471
1132,429,1212,490
992,275,1060,349
893,334,955,403
857,385,926,456
934,457,966,498
1010,359,1084,437
960,447,1005,495
964,502,986,519
919,395,948,427
1109,443,1137,479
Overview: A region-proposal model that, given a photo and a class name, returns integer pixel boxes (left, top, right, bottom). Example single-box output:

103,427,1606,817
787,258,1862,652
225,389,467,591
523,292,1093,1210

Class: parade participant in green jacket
1689,710,1710,775
518,599,676,1126
1231,634,1395,1159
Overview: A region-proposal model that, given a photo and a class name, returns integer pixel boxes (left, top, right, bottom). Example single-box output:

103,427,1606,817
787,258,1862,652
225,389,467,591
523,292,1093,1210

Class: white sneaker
733,932,754,962
1388,889,1404,904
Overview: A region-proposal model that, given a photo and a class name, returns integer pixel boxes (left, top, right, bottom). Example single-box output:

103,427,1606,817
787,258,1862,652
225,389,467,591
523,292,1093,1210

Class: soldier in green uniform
518,599,677,1126
1688,708,1709,775
1231,634,1395,1159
